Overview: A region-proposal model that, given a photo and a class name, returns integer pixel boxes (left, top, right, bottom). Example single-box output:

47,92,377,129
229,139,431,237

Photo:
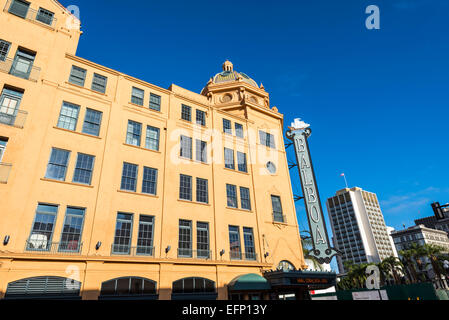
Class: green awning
228,273,271,292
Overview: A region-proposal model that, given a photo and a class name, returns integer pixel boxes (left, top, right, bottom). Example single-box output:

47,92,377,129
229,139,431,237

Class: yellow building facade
0,0,306,300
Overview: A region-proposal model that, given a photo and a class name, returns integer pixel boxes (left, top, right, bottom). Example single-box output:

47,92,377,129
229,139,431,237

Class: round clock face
266,161,276,174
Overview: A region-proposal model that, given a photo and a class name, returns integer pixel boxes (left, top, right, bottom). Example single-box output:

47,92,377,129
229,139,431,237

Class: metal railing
0,163,12,183
25,240,83,255
111,244,155,257
177,248,212,260
0,109,28,128
0,57,41,82
230,251,258,261
4,0,57,28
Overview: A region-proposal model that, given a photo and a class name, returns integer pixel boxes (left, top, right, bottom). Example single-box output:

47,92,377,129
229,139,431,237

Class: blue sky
60,0,449,269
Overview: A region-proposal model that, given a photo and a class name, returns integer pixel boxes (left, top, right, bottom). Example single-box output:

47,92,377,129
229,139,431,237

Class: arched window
100,277,157,299
5,276,81,299
277,260,295,272
171,277,217,300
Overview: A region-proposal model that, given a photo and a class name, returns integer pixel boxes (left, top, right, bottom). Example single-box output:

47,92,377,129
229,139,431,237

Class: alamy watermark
366,5,380,30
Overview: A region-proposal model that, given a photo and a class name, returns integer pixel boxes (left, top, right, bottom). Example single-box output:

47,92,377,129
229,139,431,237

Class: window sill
177,199,211,206
123,143,161,154
223,167,249,175
53,126,102,139
226,206,253,213
41,178,94,188
117,189,159,198
178,156,209,165
65,81,108,97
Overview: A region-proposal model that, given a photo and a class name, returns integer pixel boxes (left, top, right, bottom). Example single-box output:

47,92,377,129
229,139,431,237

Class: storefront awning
228,273,272,292
263,270,337,291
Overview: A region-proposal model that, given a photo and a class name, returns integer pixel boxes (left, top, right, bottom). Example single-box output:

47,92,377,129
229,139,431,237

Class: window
137,216,154,255
126,120,142,146
196,178,208,204
196,110,206,126
100,277,156,297
149,93,161,111
82,108,102,136
131,87,144,106
271,195,284,223
91,73,108,94
237,152,247,173
0,40,11,61
57,102,79,131
36,8,54,25
172,277,215,294
243,227,256,260
180,135,192,159
181,104,191,121
224,148,235,170
69,66,87,87
142,167,157,195
226,184,238,208
45,148,70,181
0,87,23,126
59,207,84,252
8,0,30,19
112,213,133,254
178,220,192,257
72,153,95,185
235,123,244,138
179,174,192,201
197,222,210,258
196,140,207,163
223,119,232,135
27,204,58,251
145,126,160,151
0,138,7,162
240,187,251,210
10,48,35,80
229,226,241,260
120,162,138,192
259,131,276,149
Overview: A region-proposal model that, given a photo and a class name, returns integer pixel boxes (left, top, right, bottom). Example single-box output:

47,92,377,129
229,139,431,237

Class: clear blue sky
60,0,449,268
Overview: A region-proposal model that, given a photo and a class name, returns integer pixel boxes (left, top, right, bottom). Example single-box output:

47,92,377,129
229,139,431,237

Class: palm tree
399,249,419,283
381,256,404,285
300,231,323,271
422,244,445,286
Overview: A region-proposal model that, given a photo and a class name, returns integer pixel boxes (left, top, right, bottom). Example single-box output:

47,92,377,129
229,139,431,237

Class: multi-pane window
27,204,58,251
243,227,256,260
0,87,23,126
120,162,138,192
126,120,142,146
142,167,157,195
11,48,36,80
229,226,241,260
179,174,192,201
196,178,208,204
145,126,160,151
180,135,192,159
8,0,30,19
196,140,207,163
91,73,108,94
226,184,238,208
223,119,232,135
45,148,70,181
271,195,284,223
259,131,276,149
69,65,87,87
178,220,192,257
0,40,11,61
36,8,54,25
235,123,244,138
224,148,235,170
0,139,7,162
196,110,206,126
149,93,161,111
112,213,133,254
57,102,80,131
197,222,210,258
181,104,191,121
137,215,154,255
237,152,247,173
72,153,95,185
59,207,85,252
82,108,102,136
240,187,251,211
131,87,144,106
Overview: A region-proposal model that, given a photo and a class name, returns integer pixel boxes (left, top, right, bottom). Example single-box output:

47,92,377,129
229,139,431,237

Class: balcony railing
0,110,28,128
0,57,41,82
177,248,212,260
111,244,155,257
4,0,57,28
230,251,258,261
25,240,83,255
0,163,12,183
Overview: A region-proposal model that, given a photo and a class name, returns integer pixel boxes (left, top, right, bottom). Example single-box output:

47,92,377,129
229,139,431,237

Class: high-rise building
0,0,311,300
326,187,395,273
386,226,399,258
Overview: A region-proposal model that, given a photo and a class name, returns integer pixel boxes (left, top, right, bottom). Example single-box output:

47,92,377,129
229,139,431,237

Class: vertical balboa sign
286,119,339,264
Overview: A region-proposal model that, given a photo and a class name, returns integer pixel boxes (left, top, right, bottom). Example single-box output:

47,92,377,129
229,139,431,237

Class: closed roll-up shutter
6,276,81,297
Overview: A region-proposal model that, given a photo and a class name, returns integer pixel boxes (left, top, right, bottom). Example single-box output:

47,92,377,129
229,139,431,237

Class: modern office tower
0,0,309,300
326,187,396,273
